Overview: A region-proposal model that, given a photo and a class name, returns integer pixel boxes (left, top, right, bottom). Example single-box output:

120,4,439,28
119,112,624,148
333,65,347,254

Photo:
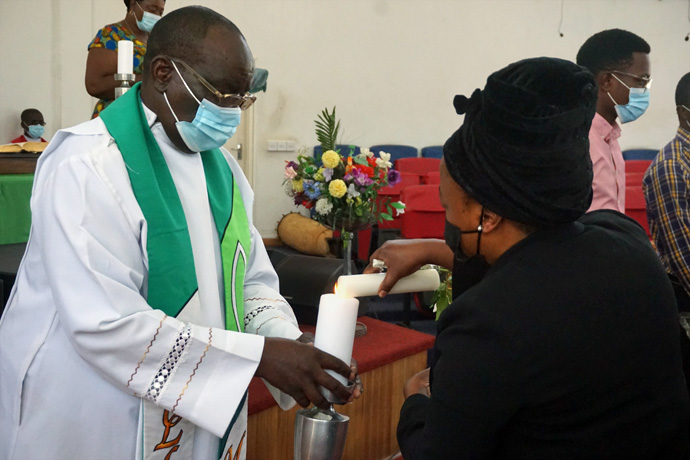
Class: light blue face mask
27,124,45,139
135,2,161,33
608,73,650,124
164,61,242,152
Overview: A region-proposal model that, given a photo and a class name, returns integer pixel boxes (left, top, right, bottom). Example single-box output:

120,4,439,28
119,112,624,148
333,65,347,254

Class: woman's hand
364,239,453,297
403,368,431,398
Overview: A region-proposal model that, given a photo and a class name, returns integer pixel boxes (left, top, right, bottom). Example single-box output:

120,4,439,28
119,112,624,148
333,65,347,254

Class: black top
398,211,690,459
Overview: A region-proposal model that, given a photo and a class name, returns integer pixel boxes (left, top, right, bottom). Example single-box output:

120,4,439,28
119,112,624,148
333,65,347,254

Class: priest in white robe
0,6,354,460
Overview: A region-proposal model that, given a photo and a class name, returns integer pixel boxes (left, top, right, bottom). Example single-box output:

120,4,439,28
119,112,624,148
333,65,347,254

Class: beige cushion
277,212,333,257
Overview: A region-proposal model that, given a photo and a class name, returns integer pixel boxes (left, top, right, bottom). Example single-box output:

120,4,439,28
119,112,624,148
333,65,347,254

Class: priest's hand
364,239,453,297
296,333,363,403
403,368,431,398
256,337,354,409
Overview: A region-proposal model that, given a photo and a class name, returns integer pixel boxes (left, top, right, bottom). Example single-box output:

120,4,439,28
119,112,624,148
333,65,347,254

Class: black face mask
450,208,491,299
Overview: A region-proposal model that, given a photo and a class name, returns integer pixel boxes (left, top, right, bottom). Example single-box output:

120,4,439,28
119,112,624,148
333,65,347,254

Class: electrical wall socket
267,140,297,152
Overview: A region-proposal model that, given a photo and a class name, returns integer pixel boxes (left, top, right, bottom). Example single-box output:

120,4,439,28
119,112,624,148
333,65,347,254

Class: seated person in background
576,29,651,213
85,0,165,118
368,57,690,459
10,108,47,143
0,6,358,459
644,71,690,393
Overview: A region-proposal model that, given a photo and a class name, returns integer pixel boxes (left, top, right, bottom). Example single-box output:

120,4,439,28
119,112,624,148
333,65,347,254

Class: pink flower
285,166,297,179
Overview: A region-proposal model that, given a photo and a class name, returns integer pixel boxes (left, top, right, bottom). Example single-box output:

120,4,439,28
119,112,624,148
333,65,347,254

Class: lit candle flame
334,283,340,296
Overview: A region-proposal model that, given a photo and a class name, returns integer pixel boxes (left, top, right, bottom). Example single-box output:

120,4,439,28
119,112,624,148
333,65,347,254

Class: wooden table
0,152,40,175
246,316,435,460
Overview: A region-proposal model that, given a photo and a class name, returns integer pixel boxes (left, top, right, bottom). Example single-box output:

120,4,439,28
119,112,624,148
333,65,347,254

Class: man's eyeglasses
168,57,257,110
611,70,652,90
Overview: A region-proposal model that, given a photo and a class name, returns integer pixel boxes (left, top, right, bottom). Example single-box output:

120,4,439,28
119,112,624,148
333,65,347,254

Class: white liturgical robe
0,103,300,460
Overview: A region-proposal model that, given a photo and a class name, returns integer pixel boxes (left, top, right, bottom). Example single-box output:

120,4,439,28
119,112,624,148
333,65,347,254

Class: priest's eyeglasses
168,57,257,110
611,70,652,90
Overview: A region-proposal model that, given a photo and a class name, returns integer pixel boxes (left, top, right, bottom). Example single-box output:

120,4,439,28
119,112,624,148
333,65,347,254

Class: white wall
1,0,688,236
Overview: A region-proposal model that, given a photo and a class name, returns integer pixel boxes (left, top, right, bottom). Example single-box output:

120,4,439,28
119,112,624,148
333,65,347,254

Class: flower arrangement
284,107,405,234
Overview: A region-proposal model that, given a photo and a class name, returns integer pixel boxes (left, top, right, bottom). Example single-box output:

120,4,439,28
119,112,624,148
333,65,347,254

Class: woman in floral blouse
85,0,165,118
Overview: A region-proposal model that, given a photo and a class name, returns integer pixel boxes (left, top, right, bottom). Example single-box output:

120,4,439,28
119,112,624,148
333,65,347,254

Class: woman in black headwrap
368,57,690,459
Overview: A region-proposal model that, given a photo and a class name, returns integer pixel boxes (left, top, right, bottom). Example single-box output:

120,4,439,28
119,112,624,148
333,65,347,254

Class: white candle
117,40,134,75
313,293,359,400
337,269,440,298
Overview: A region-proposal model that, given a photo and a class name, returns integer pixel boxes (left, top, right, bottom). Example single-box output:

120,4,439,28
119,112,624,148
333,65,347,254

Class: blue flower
303,180,322,200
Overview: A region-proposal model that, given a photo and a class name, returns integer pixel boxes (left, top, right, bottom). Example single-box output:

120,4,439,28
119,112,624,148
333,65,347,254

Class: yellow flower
292,179,304,193
329,179,347,198
314,168,325,181
322,150,341,169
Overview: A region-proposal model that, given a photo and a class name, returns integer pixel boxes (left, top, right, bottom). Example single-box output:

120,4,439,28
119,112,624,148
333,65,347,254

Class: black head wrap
443,57,597,227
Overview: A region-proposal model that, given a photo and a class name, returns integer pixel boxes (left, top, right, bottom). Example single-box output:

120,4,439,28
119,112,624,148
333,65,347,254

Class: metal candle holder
293,380,355,460
294,405,349,460
114,73,135,99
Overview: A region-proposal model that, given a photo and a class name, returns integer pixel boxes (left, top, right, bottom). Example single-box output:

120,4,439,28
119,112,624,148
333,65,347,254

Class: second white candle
117,40,134,75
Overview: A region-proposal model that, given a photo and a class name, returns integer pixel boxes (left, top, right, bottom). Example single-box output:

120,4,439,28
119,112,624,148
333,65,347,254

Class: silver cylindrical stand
114,73,135,99
294,405,349,460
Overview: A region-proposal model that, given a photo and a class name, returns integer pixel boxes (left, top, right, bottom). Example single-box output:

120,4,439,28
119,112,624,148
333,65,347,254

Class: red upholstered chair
625,159,652,174
355,172,420,262
626,171,645,189
395,157,441,184
378,171,422,230
424,170,440,185
400,185,446,239
624,183,650,236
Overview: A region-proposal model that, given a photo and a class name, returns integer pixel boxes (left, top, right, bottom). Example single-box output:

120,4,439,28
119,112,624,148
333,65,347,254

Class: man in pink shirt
576,29,651,212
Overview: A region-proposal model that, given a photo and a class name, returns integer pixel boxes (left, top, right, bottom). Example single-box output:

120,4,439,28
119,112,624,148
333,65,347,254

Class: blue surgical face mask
135,2,161,33
164,61,242,152
27,124,45,139
607,73,650,124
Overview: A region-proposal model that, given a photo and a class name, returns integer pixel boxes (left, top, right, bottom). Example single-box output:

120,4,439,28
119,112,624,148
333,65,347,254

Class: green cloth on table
0,174,34,244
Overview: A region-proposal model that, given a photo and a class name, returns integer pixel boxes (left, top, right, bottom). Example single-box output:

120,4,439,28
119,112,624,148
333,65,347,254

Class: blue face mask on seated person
27,124,45,139
135,2,161,33
163,61,242,152
607,73,650,124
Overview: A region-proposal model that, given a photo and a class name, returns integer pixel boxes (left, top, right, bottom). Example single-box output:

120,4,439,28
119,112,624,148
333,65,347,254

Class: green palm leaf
315,106,340,152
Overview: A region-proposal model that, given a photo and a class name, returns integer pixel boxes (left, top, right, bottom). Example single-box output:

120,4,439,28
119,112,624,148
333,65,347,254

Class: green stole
100,83,251,332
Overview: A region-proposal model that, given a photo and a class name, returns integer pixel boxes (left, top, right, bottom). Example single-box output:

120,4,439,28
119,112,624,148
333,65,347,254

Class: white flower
347,183,361,198
376,151,393,168
394,201,405,216
360,147,374,158
315,198,333,215
284,180,295,196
